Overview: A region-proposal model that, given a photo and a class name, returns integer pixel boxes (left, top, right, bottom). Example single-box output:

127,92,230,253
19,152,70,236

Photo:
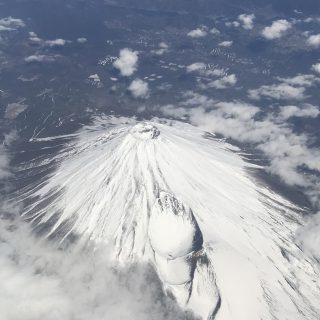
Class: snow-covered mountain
19,117,320,320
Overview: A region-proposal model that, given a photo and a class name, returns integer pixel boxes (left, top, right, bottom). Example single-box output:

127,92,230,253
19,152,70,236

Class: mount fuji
18,117,320,320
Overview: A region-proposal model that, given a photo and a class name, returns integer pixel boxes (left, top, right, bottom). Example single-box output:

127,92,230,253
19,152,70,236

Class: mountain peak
130,122,160,140
21,117,320,320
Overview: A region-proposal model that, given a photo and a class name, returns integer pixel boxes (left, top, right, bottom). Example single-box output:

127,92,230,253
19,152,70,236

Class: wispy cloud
151,42,169,56
25,54,56,63
0,216,191,320
28,32,69,47
186,62,225,77
248,74,319,101
77,37,87,44
160,91,320,198
278,104,319,120
0,17,25,32
45,38,67,47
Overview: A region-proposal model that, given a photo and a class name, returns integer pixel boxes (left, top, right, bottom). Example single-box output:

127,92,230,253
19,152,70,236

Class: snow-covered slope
19,117,320,320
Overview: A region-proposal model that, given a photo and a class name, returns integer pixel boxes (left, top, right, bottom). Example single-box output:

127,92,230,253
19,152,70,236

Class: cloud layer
160,91,320,202
0,215,193,320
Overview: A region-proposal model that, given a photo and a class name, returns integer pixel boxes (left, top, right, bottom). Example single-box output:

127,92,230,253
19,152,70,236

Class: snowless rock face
21,117,320,320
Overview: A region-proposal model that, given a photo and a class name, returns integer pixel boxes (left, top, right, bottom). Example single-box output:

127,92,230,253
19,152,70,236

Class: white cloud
0,25,12,31
25,55,55,63
206,68,225,77
297,212,320,261
277,74,319,87
311,63,320,74
209,27,220,35
159,42,168,48
151,42,169,55
113,48,139,77
0,146,11,179
248,74,320,100
77,37,87,43
186,63,225,77
0,17,25,32
186,62,207,73
307,34,320,47
207,74,237,89
218,41,233,47
248,74,319,101
226,14,255,30
45,38,67,47
28,33,68,47
0,216,189,320
262,19,292,40
29,32,42,43
160,91,320,192
278,104,320,120
214,101,260,120
128,79,150,98
187,28,207,38
152,49,167,56
249,83,305,100
0,131,16,178
238,14,255,30
4,103,28,120
225,21,240,28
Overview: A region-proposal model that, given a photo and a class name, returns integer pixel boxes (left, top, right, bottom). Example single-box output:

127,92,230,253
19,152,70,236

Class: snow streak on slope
18,117,320,320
